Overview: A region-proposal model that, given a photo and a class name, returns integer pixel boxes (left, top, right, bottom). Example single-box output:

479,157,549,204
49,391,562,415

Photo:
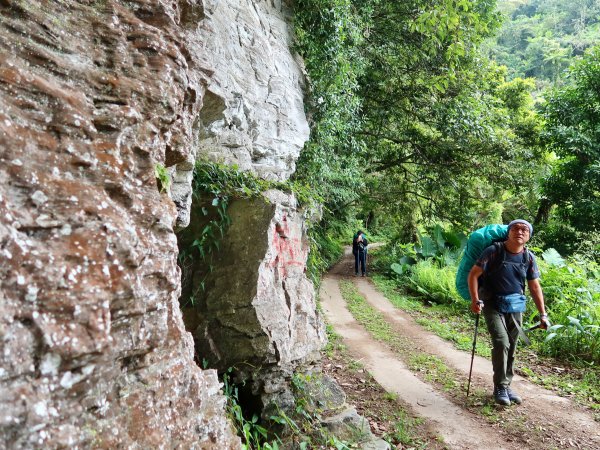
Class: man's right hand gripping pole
471,300,484,315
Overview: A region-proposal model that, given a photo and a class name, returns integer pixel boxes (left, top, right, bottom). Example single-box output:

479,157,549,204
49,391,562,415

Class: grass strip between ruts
370,275,491,357
338,280,462,393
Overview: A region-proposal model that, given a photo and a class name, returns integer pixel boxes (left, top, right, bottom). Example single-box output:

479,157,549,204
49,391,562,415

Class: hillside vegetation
293,0,599,261
488,0,600,87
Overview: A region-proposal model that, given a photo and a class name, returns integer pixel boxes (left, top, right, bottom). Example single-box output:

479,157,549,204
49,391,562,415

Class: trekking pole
467,301,483,398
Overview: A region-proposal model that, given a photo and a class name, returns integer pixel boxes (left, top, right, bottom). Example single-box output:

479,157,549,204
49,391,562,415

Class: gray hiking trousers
482,307,522,388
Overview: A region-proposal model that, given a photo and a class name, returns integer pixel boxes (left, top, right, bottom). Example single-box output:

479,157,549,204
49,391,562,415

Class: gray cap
508,219,533,236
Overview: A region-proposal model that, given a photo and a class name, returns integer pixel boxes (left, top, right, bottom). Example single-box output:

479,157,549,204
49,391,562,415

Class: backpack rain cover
455,224,508,300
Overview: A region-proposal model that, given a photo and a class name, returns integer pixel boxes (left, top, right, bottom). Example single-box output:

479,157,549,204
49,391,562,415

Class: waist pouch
495,293,526,314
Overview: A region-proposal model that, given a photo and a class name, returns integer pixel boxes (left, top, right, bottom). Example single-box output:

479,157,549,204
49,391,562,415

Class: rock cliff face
0,0,316,448
179,190,326,411
170,0,310,229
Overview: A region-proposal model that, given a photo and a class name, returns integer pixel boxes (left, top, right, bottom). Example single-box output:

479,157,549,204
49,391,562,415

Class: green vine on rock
177,161,267,305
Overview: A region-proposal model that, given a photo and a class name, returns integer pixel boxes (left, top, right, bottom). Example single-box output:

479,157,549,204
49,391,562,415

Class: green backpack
455,224,508,300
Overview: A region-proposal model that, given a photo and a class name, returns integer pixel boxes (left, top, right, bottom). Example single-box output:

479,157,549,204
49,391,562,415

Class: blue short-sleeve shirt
475,244,540,295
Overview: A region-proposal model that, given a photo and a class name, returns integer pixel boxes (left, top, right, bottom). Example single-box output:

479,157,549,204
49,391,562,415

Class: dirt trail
321,248,600,450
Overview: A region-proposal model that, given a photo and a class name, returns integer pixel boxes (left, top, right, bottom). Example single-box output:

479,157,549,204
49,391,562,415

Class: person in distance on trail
352,230,369,277
467,219,549,406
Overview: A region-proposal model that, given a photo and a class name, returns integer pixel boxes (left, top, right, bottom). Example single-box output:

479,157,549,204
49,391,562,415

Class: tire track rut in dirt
321,249,600,449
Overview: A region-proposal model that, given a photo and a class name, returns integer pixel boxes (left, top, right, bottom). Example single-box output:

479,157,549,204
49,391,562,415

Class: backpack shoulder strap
493,241,505,260
487,242,505,274
523,247,533,265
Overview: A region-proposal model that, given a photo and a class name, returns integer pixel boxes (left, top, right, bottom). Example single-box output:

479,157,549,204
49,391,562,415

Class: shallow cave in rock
176,218,272,433
235,380,264,421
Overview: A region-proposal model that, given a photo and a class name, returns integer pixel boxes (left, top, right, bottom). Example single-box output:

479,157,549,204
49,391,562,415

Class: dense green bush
535,253,600,363
382,225,465,279
306,226,344,288
371,241,415,277
373,225,465,304
408,261,461,305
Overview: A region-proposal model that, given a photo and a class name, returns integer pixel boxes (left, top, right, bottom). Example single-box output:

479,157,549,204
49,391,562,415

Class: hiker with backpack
352,230,368,276
466,219,549,406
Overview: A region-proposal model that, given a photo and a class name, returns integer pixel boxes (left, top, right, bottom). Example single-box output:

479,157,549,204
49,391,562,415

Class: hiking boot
493,386,511,406
506,387,522,404
355,272,359,276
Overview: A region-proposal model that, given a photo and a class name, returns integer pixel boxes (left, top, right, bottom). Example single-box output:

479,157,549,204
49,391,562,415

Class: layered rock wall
0,1,239,447
171,0,310,229
0,0,317,446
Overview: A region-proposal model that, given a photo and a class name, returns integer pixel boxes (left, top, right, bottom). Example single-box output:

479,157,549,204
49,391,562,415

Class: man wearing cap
467,219,549,406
